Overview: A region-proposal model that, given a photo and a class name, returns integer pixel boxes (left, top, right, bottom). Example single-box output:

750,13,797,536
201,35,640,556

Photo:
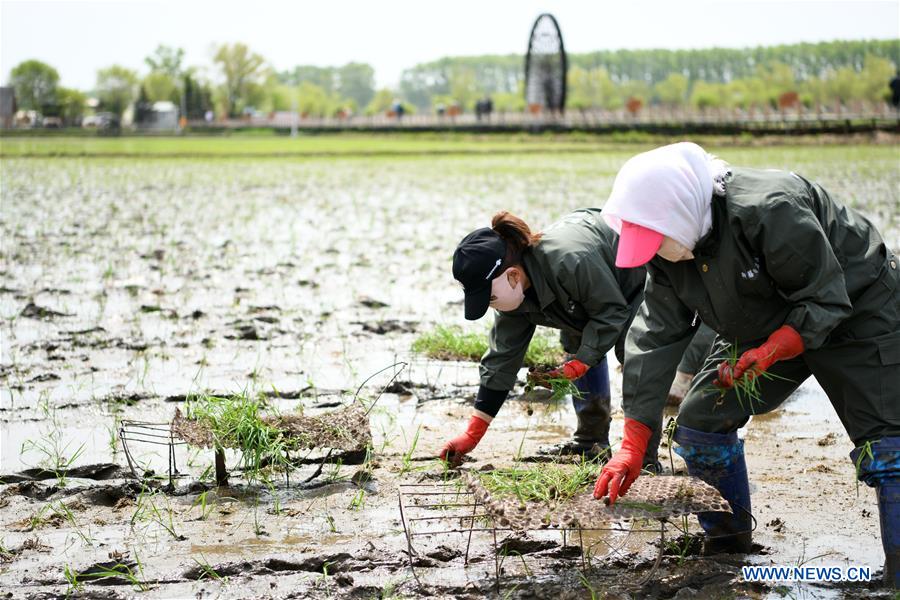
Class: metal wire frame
118,420,188,489
397,482,668,592
118,362,408,490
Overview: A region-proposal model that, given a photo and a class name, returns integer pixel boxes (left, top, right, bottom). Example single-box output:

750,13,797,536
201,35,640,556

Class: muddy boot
673,425,752,555
877,480,900,588
537,393,611,460
852,437,900,589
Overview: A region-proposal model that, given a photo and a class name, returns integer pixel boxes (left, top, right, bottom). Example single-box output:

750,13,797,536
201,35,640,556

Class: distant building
0,87,16,129
138,101,179,130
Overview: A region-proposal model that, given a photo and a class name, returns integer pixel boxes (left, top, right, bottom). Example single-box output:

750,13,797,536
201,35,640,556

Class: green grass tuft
185,393,294,480
412,325,565,366
476,459,601,504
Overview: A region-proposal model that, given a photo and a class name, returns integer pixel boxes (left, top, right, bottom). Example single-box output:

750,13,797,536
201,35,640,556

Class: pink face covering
489,268,524,311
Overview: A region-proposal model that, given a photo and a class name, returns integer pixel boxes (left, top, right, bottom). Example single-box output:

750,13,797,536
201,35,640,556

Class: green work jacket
480,209,647,392
624,167,899,433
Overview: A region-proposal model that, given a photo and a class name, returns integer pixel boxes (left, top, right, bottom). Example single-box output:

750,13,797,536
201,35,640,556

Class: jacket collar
521,251,556,310
693,194,726,258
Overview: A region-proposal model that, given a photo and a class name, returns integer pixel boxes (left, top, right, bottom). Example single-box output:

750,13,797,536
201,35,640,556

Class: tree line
6,38,899,125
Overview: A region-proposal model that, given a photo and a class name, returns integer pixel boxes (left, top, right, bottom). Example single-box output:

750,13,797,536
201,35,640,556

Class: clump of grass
412,325,486,361
476,459,600,505
412,325,564,366
185,393,294,480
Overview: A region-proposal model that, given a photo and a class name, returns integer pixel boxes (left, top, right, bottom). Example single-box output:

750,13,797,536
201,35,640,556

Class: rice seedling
324,513,337,533
130,486,183,540
399,426,421,475
853,439,875,497
20,401,85,489
579,572,600,599
192,553,226,582
190,491,214,520
184,392,294,482
476,458,601,505
51,501,93,545
324,458,346,484
524,370,583,403
712,342,792,414
348,489,366,510
63,561,147,595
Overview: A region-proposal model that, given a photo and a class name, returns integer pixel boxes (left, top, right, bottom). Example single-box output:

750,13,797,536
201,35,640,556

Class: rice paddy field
0,134,898,599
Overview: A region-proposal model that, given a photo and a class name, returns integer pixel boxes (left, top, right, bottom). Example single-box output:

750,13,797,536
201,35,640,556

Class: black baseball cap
452,228,507,320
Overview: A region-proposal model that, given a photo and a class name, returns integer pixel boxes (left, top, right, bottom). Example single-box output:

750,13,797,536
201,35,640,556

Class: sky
2,0,898,91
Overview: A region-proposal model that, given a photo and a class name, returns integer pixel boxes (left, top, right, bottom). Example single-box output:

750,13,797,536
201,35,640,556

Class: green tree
365,88,395,115
96,65,138,117
56,87,87,124
689,80,726,110
213,42,267,117
9,59,59,111
654,73,688,107
144,45,185,79
857,54,896,103
183,74,214,119
566,66,619,110
337,62,375,109
142,71,179,103
449,66,478,111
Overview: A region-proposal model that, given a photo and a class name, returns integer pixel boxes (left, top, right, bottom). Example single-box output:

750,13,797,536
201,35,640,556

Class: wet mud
1,147,898,598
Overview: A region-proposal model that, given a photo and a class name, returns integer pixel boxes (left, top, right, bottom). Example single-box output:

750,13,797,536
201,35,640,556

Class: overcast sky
2,0,898,91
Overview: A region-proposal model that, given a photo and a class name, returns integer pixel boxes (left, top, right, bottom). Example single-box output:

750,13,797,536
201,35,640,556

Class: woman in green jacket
439,209,646,463
439,209,714,466
592,142,900,587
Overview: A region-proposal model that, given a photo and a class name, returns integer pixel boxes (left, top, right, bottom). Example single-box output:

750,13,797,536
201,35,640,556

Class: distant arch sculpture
524,13,567,113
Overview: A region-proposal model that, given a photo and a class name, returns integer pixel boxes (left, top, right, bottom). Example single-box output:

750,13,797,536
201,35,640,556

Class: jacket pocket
877,333,900,420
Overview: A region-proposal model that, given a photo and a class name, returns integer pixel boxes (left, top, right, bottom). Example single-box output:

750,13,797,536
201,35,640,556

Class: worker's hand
715,325,804,388
667,371,693,406
438,414,490,463
593,418,652,505
527,359,589,389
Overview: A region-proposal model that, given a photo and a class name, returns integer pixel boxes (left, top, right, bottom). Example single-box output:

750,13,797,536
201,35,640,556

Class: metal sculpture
524,13,567,113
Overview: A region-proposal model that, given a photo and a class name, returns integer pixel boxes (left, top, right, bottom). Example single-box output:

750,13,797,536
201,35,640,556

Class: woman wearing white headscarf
592,142,900,587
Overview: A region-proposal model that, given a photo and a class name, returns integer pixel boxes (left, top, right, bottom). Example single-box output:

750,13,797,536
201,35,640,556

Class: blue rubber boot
850,436,900,588
673,425,753,554
539,357,611,460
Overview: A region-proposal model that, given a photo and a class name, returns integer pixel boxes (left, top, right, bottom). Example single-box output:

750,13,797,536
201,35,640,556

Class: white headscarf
602,142,730,250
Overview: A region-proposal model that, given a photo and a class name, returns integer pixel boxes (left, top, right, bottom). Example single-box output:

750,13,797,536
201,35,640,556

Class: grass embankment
0,132,644,158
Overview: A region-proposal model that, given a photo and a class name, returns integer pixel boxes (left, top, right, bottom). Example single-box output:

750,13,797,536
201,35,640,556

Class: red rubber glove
716,325,804,388
593,418,652,505
438,414,490,461
549,358,590,380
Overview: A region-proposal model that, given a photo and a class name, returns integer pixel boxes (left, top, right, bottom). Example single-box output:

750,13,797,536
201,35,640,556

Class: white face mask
489,268,525,311
657,236,695,262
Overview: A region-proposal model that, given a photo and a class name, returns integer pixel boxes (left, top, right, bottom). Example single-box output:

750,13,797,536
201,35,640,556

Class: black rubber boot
538,392,611,460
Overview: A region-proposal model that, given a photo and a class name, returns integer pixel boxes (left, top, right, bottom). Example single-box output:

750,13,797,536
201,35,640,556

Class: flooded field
1,140,898,598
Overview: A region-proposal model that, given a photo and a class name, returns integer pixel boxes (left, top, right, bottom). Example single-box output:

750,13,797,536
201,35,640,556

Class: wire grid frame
118,420,188,489
398,480,667,592
118,362,407,489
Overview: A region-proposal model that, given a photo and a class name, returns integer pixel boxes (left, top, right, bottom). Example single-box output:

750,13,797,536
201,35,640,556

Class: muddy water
1,146,898,598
